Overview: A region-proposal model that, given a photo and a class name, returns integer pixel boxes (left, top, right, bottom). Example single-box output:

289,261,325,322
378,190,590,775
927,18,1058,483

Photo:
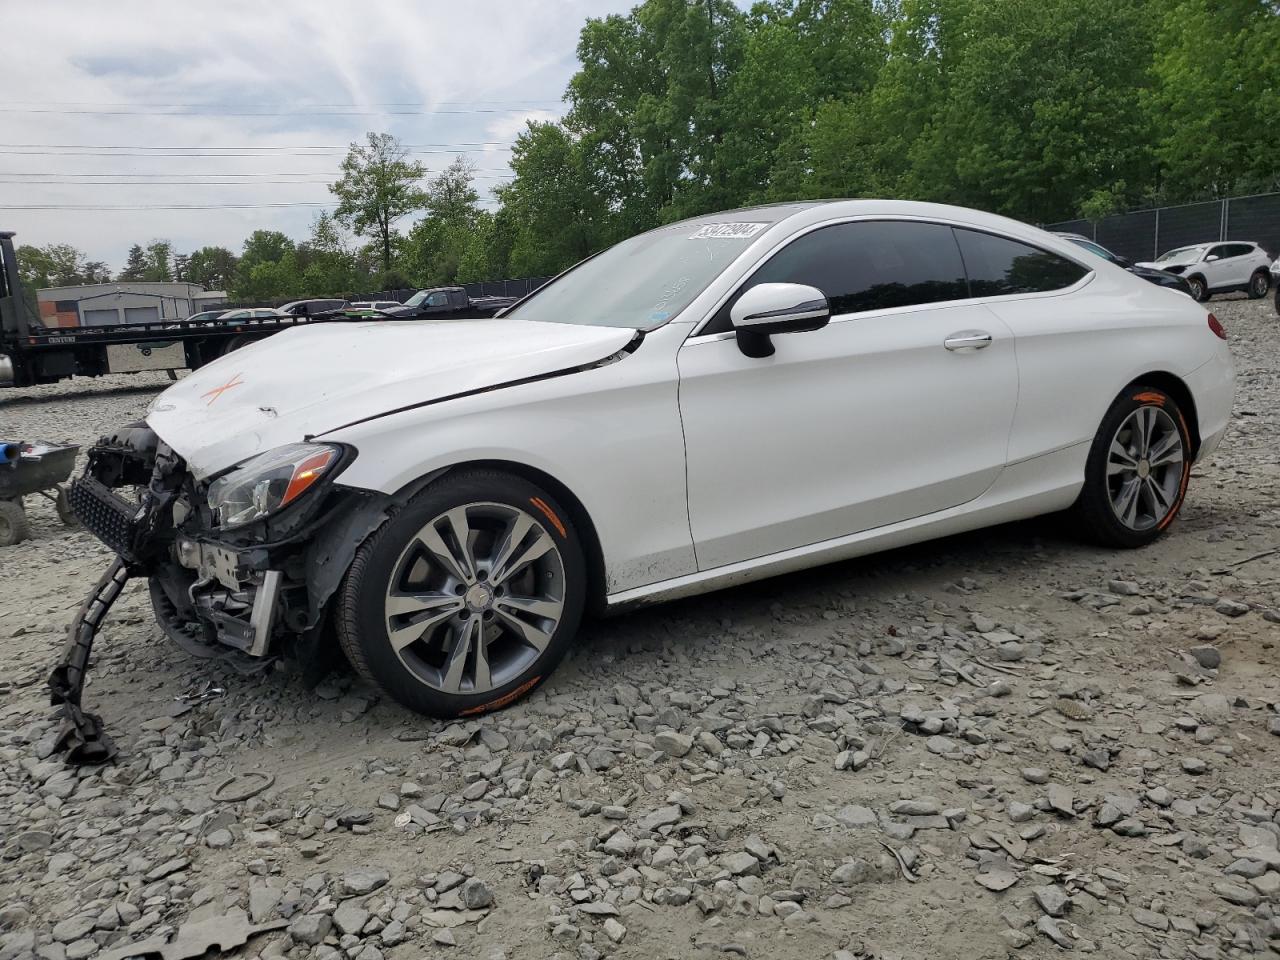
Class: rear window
955,230,1088,297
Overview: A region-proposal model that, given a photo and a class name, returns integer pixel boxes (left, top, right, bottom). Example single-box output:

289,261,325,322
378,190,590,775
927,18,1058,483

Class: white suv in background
1138,241,1273,302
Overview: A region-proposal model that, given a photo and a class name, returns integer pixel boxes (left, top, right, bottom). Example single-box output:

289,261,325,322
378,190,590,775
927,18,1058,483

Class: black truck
1,231,346,388
379,285,516,321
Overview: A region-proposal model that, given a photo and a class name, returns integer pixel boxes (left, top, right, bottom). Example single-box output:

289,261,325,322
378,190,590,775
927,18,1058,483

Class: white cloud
0,0,632,272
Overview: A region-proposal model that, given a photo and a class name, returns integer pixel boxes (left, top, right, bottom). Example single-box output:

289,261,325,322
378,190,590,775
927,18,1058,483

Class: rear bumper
1185,346,1235,462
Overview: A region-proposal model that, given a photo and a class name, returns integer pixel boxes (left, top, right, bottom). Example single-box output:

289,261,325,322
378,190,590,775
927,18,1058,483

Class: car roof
664,199,1078,253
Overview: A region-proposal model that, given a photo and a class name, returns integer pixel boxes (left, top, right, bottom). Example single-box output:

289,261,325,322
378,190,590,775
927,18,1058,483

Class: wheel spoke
1114,476,1142,527
1146,477,1173,513
487,512,534,582
496,594,562,620
1135,407,1154,455
1148,431,1183,468
491,527,554,586
473,622,493,691
386,593,460,651
494,605,552,652
414,525,468,584
441,617,479,692
439,507,477,582
1108,440,1138,475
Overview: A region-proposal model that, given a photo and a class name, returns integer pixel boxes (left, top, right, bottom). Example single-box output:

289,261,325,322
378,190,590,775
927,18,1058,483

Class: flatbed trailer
0,230,339,388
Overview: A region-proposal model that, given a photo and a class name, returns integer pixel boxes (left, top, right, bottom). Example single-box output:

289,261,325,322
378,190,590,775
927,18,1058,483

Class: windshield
1156,246,1204,263
403,290,430,307
504,219,774,328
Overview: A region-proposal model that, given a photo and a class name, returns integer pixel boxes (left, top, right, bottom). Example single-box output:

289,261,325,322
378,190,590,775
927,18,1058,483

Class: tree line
16,0,1278,302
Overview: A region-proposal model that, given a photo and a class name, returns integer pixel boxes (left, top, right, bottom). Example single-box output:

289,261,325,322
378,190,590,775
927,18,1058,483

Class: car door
676,219,1020,571
1203,244,1235,289
1224,243,1257,285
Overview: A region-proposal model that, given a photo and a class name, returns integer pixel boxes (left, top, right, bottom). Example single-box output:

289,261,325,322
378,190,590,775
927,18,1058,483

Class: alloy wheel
1106,406,1184,531
1188,278,1205,300
382,502,565,695
1252,273,1269,297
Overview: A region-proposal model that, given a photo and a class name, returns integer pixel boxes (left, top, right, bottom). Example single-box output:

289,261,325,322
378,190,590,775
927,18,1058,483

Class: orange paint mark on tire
1133,391,1165,405
1157,411,1193,531
459,675,542,716
529,497,566,538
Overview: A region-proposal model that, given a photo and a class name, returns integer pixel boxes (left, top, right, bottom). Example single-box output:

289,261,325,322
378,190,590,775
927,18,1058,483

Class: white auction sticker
689,222,768,240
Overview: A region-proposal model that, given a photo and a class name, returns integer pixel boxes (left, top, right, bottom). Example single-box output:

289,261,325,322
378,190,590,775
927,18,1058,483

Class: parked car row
1136,242,1272,303
1055,235,1274,304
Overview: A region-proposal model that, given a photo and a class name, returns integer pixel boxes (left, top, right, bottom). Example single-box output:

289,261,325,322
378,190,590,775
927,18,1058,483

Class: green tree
1149,0,1280,199
143,240,174,282
498,122,607,276
16,243,111,289
118,244,148,281
232,231,298,301
184,246,239,289
424,157,482,226
330,132,428,272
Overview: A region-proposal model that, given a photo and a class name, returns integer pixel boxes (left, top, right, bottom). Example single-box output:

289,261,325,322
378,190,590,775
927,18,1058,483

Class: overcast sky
1,0,636,271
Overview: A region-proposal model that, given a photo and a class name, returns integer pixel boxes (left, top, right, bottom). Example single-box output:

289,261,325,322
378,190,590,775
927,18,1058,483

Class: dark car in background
1054,233,1193,296
380,286,516,321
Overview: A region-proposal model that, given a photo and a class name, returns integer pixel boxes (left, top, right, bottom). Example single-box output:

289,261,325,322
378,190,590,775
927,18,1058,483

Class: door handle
943,330,993,352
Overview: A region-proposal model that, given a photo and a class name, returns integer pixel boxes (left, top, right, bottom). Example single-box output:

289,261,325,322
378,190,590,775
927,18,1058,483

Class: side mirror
730,283,830,358
1205,254,1219,262
1114,255,1132,268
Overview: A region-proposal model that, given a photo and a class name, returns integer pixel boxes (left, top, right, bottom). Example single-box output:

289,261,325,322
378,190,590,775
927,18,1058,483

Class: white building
36,282,227,329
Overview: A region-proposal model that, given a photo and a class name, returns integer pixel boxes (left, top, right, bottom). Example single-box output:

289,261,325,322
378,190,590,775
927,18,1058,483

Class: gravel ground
0,296,1278,960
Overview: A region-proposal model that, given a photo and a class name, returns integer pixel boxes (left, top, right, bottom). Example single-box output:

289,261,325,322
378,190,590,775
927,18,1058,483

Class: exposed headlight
1163,264,1186,275
207,443,342,527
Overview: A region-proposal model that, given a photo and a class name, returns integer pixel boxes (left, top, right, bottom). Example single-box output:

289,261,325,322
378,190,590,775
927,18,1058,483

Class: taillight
1207,313,1226,340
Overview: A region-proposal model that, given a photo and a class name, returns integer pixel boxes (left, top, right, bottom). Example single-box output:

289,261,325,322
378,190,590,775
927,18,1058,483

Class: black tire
1186,275,1209,302
336,469,587,718
1248,269,1270,300
1072,385,1193,548
54,486,78,526
0,499,29,547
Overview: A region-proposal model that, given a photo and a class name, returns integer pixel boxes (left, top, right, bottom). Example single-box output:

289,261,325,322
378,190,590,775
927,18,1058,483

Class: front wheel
1071,386,1192,548
1186,275,1209,302
336,469,587,718
0,499,29,547
1248,270,1270,299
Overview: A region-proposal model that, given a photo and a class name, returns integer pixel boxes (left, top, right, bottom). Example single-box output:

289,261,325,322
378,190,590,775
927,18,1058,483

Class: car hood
1137,254,1200,270
146,317,637,479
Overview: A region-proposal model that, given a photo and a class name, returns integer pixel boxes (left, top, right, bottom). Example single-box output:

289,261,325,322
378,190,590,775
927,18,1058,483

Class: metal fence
1046,192,1280,264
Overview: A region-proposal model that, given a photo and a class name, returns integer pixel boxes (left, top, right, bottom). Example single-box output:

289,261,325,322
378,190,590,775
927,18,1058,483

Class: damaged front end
52,422,385,764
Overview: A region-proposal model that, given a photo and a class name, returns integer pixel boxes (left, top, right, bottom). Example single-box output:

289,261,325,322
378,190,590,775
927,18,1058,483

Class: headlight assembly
207,443,342,528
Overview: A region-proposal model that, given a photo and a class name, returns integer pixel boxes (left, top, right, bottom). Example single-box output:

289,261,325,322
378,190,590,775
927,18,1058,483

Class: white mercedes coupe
73,200,1236,719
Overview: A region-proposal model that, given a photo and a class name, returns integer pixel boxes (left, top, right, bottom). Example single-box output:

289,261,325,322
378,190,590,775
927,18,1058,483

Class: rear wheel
336,469,586,718
1072,386,1192,548
0,499,29,547
1248,269,1270,299
1186,275,1209,302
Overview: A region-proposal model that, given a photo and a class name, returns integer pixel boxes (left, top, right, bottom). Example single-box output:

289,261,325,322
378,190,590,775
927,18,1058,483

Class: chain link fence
1046,192,1280,263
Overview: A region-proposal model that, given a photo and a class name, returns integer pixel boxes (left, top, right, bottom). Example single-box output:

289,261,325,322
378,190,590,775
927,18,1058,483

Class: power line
0,99,562,107
0,149,515,160
0,141,512,149
0,177,512,186
0,169,513,178
0,106,557,117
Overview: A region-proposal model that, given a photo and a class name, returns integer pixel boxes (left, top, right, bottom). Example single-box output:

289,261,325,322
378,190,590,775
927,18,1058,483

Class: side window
704,221,968,334
1224,243,1253,258
955,229,1088,297
427,292,448,307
